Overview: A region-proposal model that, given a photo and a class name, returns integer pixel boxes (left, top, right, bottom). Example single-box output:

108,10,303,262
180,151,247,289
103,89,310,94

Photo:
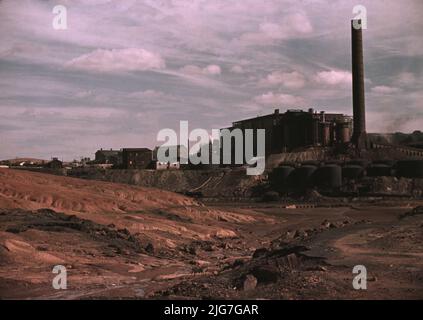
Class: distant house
46,157,63,169
154,161,181,170
122,148,152,169
95,149,122,165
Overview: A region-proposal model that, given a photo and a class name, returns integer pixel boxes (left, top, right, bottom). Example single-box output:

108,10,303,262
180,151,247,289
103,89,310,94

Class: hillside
1,169,422,299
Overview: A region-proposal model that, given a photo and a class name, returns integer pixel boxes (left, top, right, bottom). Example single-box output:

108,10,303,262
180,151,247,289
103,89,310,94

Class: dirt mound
2,208,150,255
68,168,265,198
0,168,197,214
399,206,423,220
0,169,261,245
154,244,331,299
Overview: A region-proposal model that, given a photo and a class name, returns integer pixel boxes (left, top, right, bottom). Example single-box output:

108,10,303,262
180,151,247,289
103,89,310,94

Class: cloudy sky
0,0,422,160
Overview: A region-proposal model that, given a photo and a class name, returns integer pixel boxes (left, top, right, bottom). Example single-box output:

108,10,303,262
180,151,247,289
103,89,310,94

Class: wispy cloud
314,70,352,86
371,85,402,95
254,92,305,106
65,48,166,73
259,71,306,89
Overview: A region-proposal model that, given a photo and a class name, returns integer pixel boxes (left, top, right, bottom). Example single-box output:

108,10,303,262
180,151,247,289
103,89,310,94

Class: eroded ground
0,169,422,299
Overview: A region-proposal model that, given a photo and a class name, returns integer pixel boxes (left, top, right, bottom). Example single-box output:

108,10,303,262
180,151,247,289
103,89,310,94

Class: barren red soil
0,168,422,299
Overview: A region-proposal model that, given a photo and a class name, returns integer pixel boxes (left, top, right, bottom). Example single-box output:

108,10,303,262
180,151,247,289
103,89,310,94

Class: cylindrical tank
366,164,392,177
324,160,343,165
289,165,317,188
396,160,423,178
342,165,365,179
336,122,351,144
269,166,295,188
301,160,321,167
320,123,330,146
346,159,370,168
279,162,297,168
311,118,319,145
373,160,396,167
314,165,342,188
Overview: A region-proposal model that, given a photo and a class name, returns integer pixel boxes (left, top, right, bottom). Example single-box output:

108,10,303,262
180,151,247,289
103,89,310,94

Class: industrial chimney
351,19,367,149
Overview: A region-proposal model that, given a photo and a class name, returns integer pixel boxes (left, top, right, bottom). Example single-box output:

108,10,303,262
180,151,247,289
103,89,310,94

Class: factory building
95,148,122,166
45,157,63,169
222,108,352,161
122,148,153,169
219,19,368,164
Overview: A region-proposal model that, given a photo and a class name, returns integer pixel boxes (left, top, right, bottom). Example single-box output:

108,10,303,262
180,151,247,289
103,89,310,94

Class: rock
306,265,327,272
186,245,197,255
243,275,257,291
118,228,131,236
202,243,215,252
252,248,268,259
215,229,237,239
195,260,211,267
121,249,130,255
192,266,203,273
285,253,300,269
232,259,245,268
221,243,233,249
145,243,154,254
251,265,280,284
305,189,323,201
200,283,210,289
6,226,27,234
284,230,295,239
321,220,331,228
399,206,423,220
262,191,279,202
294,230,308,238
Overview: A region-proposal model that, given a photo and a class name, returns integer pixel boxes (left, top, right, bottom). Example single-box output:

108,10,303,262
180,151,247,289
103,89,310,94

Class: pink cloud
203,64,221,75
315,70,352,86
260,13,312,39
179,64,221,76
254,91,305,105
237,13,313,46
371,85,401,94
259,71,305,89
230,65,245,74
395,72,417,87
128,90,165,99
65,48,165,73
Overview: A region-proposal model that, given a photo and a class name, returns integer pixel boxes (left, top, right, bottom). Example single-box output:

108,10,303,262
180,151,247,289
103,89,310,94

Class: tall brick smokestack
351,19,367,149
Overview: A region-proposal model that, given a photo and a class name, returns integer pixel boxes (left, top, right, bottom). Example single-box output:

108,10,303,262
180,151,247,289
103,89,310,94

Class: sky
0,0,422,160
